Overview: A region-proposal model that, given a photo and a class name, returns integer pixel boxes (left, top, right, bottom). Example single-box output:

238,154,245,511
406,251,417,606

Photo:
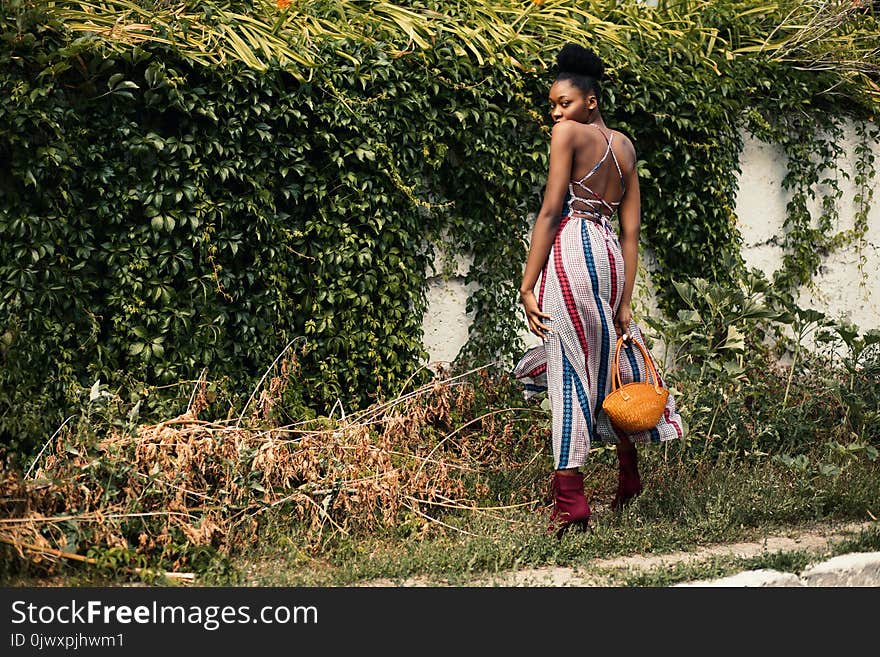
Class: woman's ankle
616,438,636,453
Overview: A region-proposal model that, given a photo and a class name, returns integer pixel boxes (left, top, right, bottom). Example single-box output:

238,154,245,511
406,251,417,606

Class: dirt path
359,520,877,587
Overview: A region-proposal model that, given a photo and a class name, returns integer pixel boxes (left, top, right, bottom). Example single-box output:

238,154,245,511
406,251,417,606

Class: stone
800,552,880,587
674,569,803,587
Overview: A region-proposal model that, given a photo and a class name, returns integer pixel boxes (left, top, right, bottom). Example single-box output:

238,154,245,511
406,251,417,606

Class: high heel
548,471,591,538
611,443,643,511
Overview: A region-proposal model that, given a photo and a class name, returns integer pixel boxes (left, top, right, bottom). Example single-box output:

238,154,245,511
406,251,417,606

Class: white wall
735,125,880,330
421,249,482,366
420,124,880,369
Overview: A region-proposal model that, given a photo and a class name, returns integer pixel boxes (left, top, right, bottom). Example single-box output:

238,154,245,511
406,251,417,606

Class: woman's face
548,79,596,124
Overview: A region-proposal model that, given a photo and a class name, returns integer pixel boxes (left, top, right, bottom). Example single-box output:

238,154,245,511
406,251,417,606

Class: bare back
566,124,635,218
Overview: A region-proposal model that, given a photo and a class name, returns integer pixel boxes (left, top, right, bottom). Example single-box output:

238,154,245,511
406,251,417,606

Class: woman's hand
520,289,553,340
614,301,632,341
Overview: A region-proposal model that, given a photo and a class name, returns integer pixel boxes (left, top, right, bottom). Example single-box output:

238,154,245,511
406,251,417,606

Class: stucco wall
421,124,880,368
735,125,880,329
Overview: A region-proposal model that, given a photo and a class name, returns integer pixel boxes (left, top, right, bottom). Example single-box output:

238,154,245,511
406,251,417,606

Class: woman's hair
555,43,604,102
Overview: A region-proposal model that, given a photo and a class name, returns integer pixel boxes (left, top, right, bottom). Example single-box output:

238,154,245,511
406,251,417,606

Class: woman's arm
615,140,641,340
519,121,576,339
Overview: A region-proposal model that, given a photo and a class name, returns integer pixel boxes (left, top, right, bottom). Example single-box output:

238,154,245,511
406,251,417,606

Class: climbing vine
849,120,880,291
1,1,878,457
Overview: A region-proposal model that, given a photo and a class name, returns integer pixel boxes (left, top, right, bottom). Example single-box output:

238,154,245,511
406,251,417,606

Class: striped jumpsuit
514,125,685,470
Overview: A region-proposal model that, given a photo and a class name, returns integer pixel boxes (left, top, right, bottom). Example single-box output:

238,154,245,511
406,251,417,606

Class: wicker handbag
602,336,669,433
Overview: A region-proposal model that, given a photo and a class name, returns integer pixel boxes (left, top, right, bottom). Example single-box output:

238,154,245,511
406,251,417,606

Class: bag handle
610,336,663,394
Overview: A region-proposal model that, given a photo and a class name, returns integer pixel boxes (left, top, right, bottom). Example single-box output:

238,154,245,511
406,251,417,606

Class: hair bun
556,43,604,79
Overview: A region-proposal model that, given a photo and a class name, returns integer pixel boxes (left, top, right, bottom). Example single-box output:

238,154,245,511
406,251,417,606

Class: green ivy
1,2,878,457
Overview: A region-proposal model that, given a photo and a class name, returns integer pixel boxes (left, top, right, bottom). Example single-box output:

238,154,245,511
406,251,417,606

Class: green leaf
128,400,141,424
720,325,745,351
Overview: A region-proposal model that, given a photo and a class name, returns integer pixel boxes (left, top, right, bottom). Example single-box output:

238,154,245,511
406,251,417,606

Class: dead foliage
0,360,546,578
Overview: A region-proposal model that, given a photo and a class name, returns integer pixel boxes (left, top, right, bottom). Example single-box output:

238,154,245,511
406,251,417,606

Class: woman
514,43,685,537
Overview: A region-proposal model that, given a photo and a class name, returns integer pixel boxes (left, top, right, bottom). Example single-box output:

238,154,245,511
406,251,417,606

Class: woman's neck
588,111,608,130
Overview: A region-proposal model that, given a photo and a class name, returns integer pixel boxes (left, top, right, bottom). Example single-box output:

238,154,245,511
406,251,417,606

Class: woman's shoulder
551,120,604,148
610,128,636,155
549,119,584,138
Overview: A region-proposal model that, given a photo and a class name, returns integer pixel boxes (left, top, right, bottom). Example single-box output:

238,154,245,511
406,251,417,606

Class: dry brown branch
0,536,194,583
405,496,538,512
348,361,499,424
25,415,75,479
236,336,304,425
414,406,534,479
0,510,210,525
400,501,480,538
1,363,544,575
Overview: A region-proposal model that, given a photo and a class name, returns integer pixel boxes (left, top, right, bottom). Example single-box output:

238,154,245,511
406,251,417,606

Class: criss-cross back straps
567,124,626,217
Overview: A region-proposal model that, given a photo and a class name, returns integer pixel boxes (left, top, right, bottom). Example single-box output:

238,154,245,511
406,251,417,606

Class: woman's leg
550,467,591,537
612,435,642,510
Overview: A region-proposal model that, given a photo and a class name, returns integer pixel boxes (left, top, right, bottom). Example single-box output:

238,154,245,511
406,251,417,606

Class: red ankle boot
549,471,591,538
611,444,643,511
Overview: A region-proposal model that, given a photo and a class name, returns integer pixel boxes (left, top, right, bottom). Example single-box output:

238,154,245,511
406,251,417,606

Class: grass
7,519,878,588
218,445,880,587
